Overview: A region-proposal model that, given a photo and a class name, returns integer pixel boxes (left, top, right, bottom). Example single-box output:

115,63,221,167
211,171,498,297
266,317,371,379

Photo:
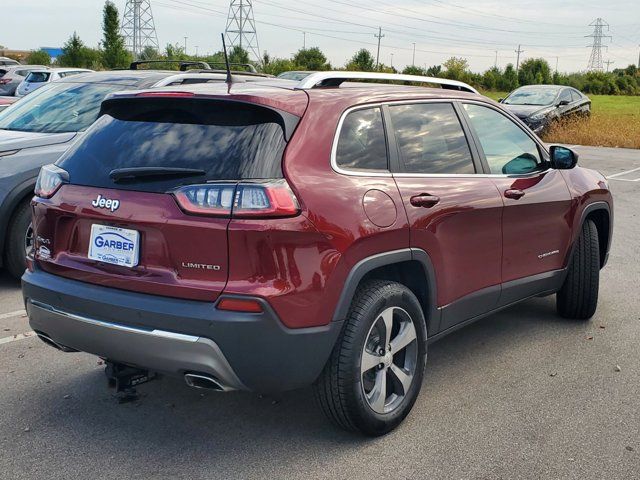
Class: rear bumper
22,269,342,392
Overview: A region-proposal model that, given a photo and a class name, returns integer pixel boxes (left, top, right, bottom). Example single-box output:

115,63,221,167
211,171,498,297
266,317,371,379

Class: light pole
412,43,416,67
390,53,394,68
184,36,188,54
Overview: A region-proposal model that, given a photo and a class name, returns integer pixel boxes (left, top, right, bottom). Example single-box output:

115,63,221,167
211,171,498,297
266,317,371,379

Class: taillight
0,78,12,85
34,164,68,198
173,180,300,218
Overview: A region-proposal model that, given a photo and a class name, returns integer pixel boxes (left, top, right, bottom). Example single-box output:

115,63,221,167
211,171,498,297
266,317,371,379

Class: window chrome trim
331,98,497,178
330,102,393,177
330,97,553,179
392,168,552,179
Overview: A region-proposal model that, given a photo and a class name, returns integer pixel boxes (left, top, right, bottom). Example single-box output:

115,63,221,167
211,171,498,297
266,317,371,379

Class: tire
4,200,33,279
314,280,427,436
556,219,600,320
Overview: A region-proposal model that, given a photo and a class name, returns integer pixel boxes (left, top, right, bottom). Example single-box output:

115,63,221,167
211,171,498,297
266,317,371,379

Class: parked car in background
500,85,591,134
15,68,93,97
0,66,282,279
0,57,20,66
0,65,49,96
23,71,612,436
0,96,18,113
276,70,316,81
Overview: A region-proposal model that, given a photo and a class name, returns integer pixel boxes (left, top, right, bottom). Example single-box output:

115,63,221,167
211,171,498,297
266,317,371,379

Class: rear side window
26,72,50,83
58,98,291,193
389,103,474,174
335,107,388,171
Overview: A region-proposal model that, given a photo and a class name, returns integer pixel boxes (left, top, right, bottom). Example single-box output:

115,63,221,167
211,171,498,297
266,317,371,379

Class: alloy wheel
361,306,418,414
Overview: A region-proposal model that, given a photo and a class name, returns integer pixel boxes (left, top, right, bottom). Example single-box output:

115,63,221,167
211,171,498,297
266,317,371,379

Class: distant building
40,47,63,62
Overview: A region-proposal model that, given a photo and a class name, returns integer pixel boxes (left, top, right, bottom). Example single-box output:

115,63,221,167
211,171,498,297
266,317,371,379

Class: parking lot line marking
0,331,35,345
607,167,640,179
0,309,26,320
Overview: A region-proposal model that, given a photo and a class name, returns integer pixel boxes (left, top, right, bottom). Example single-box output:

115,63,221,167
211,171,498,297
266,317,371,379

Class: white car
15,68,93,97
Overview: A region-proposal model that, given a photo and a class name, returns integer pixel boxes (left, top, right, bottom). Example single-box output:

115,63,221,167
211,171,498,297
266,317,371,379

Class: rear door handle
410,194,440,208
504,189,525,200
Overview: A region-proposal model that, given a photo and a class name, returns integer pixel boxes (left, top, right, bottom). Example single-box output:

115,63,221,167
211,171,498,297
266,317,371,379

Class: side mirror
549,145,578,169
502,153,539,174
497,98,504,103
557,99,570,107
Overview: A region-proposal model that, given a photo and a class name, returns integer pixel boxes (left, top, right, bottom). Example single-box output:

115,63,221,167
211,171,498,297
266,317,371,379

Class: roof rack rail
129,60,212,72
295,71,478,94
206,62,258,74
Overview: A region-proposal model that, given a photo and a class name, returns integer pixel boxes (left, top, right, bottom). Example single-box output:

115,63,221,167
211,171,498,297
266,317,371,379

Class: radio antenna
221,33,233,84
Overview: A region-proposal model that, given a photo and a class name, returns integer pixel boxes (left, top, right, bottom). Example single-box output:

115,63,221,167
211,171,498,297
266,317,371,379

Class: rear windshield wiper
109,167,206,182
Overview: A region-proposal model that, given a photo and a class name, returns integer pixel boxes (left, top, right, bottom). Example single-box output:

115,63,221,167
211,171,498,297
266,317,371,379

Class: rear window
58,98,291,193
26,72,50,83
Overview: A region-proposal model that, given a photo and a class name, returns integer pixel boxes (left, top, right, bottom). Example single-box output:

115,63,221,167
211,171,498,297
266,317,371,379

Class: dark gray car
500,85,591,134
0,68,275,278
0,65,49,96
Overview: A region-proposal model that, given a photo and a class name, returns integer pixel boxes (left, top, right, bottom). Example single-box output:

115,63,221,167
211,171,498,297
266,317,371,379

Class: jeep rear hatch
32,96,302,301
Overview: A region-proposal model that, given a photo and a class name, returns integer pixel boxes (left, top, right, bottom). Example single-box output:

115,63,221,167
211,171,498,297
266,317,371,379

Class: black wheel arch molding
570,201,612,269
0,177,37,266
331,248,440,335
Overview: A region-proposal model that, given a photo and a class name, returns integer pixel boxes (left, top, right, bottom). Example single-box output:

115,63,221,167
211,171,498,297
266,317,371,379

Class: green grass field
481,91,640,148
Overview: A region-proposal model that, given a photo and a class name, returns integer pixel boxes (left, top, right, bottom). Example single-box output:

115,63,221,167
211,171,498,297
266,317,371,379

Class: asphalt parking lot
1,145,638,480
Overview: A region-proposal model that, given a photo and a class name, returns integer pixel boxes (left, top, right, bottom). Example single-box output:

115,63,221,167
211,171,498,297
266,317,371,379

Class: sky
2,0,639,72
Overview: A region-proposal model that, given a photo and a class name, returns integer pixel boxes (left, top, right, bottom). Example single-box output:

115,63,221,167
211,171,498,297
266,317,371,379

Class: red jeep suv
23,72,613,436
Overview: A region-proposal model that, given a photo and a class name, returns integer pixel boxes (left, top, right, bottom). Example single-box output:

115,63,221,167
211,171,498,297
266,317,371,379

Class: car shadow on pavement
9,294,595,475
0,270,21,290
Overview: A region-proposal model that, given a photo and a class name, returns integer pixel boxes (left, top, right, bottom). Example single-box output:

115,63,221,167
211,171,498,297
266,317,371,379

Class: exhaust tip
34,331,77,352
184,373,225,391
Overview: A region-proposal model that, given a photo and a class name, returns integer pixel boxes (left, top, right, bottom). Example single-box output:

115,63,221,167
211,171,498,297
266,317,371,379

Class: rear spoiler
98,95,302,141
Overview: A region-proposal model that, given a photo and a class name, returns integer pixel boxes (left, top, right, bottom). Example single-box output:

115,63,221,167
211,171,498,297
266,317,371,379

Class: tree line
21,1,640,96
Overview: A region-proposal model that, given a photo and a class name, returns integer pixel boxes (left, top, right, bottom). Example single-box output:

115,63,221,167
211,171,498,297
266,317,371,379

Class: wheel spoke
390,320,417,353
380,307,394,347
389,364,413,395
361,350,381,373
368,368,387,413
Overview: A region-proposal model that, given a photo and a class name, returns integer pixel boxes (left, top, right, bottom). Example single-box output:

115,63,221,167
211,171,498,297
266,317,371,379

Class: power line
154,0,613,66
586,18,611,71
515,44,524,71
374,27,384,70
121,0,159,60
225,0,261,62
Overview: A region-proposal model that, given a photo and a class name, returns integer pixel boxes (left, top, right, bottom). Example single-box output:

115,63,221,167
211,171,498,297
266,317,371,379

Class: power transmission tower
374,27,384,70
604,59,614,72
515,44,524,71
225,0,260,63
121,0,159,60
586,18,611,72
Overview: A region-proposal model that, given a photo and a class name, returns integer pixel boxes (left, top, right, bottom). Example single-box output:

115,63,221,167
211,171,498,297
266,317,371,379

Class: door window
559,89,572,104
388,103,474,174
463,104,542,175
